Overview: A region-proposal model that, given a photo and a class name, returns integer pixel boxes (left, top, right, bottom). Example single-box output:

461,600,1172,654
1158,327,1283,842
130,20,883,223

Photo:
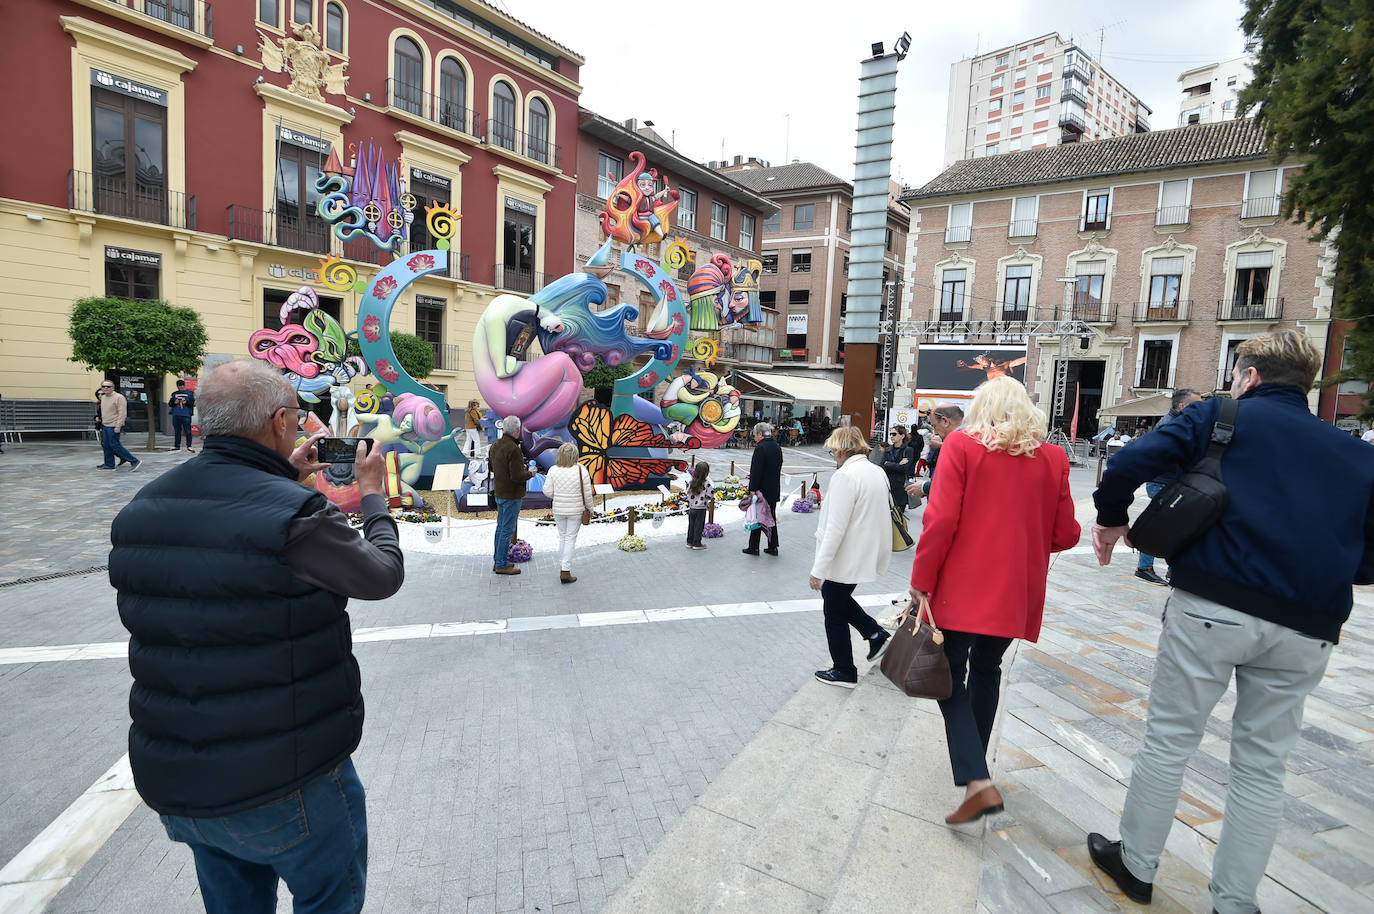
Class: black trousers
936,629,1014,786
821,580,884,675
747,500,779,551
686,508,706,546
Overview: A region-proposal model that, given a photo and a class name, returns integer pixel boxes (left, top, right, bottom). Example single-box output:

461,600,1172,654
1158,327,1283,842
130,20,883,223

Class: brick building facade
901,118,1336,435
1,0,582,423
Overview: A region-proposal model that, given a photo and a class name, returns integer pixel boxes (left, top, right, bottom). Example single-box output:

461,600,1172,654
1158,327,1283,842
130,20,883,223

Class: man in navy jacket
1086,331,1374,914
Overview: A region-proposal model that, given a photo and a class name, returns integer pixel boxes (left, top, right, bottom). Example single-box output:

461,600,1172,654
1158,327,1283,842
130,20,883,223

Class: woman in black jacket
881,425,915,512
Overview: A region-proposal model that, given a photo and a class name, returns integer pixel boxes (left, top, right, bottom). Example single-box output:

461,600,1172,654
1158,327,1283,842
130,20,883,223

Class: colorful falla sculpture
246,139,760,512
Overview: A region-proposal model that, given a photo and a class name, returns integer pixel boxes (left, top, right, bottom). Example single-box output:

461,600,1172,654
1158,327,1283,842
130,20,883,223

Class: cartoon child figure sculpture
634,171,672,241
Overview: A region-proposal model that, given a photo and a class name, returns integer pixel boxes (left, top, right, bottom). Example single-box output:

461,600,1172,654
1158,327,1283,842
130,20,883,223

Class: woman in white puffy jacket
542,442,594,584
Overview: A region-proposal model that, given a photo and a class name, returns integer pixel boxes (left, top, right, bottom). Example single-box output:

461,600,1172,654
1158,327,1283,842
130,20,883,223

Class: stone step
604,628,988,914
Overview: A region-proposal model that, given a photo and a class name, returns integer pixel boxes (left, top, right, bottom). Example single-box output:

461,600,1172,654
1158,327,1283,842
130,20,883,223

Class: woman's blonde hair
555,441,579,467
824,425,870,460
963,376,1045,456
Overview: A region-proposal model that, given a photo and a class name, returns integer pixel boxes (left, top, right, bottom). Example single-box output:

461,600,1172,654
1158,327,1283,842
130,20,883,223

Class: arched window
528,97,550,164
492,81,516,151
393,37,423,115
439,57,467,133
324,2,344,53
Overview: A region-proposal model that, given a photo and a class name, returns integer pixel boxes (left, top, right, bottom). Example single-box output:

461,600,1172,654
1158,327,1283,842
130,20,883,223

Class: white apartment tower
1178,55,1254,125
943,32,1152,167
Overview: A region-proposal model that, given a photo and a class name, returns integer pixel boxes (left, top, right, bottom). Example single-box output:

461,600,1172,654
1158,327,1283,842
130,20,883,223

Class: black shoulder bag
1127,398,1238,562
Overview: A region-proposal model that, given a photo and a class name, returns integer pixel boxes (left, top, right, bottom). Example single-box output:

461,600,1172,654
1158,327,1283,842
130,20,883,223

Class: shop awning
1098,393,1173,418
733,371,844,406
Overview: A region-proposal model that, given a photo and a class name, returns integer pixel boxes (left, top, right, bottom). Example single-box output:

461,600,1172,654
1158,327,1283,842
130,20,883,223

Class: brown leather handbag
579,466,594,526
879,594,953,700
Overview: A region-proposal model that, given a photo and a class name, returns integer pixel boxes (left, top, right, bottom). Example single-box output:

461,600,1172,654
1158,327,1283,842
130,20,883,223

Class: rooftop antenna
1093,18,1126,61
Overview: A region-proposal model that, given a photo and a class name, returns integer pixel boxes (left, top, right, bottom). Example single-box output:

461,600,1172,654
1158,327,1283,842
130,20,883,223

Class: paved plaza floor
0,438,1369,913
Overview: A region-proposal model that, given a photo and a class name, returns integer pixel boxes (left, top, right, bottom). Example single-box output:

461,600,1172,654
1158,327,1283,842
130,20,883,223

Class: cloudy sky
505,0,1250,187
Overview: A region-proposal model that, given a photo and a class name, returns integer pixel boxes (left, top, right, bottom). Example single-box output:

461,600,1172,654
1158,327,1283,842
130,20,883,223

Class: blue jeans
100,425,138,467
494,496,521,566
1137,483,1164,570
936,629,1015,785
173,415,194,448
160,759,367,914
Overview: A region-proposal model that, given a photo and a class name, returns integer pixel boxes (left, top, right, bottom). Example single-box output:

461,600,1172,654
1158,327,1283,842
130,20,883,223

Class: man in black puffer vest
110,359,404,914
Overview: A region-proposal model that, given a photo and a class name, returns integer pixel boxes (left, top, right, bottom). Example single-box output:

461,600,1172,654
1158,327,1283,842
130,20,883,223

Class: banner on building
786,314,808,334
914,344,1027,393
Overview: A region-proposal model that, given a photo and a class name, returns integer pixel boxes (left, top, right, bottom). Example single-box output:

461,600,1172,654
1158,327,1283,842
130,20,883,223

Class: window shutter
1151,256,1184,275
1075,260,1106,276
1236,251,1272,269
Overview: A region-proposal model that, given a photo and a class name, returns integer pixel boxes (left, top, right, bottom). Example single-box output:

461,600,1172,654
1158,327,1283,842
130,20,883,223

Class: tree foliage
69,297,207,376
347,331,434,379
581,355,633,390
1240,0,1374,412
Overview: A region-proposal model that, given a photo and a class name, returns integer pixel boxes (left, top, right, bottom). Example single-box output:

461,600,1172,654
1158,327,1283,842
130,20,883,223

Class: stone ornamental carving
259,23,348,102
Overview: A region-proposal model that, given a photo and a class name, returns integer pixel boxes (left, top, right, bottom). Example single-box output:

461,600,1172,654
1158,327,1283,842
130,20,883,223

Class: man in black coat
743,422,783,555
110,359,404,914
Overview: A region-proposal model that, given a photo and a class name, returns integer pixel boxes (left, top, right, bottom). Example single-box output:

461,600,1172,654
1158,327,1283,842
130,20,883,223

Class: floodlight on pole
871,42,884,57
894,32,912,60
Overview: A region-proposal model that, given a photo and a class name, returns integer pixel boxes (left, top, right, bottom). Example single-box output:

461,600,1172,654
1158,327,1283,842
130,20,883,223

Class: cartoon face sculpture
660,370,740,447
725,260,763,326
250,325,321,377
687,255,733,333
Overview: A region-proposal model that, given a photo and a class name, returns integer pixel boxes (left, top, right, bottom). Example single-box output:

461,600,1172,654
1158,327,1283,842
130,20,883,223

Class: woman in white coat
542,442,594,584
809,425,893,687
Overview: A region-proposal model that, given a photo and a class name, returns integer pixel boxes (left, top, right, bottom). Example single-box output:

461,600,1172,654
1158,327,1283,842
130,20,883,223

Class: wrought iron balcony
493,263,545,294
1057,301,1117,323
944,224,971,244
1062,57,1091,83
486,119,563,170
1008,219,1038,238
1000,306,1030,322
226,204,329,254
1060,85,1088,107
1241,196,1282,219
430,342,461,371
1133,300,1192,322
1218,297,1284,321
385,79,480,137
70,170,195,229
102,0,213,38
1059,111,1086,133
1155,204,1191,227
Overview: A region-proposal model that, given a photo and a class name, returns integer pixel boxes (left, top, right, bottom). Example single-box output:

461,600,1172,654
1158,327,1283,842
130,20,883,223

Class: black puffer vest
110,436,363,817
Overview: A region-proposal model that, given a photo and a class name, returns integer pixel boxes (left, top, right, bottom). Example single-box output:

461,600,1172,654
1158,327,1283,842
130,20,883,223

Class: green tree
581,355,632,390
68,297,208,450
347,331,434,380
1240,0,1374,413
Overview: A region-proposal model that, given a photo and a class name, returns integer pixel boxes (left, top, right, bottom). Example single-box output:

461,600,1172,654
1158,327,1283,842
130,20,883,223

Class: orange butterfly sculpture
570,401,689,489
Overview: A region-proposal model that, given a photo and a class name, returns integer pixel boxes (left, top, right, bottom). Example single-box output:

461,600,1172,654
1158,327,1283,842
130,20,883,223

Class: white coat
542,463,593,517
811,454,893,584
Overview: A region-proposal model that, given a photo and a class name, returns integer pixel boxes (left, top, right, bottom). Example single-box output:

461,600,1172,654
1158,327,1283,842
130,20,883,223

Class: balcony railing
1057,301,1117,323
430,342,461,371
1000,307,1030,322
1060,86,1088,107
1241,196,1282,219
486,119,563,170
1134,300,1192,322
1218,297,1284,321
385,79,480,137
1059,111,1085,133
226,204,329,254
1008,219,1038,238
936,309,965,322
494,263,545,294
103,0,213,38
70,170,196,229
341,237,392,266
1062,58,1091,83
1134,112,1151,132
944,224,971,244
1155,205,1191,227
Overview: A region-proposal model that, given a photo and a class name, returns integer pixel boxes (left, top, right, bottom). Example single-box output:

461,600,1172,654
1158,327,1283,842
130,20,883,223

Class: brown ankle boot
560,570,576,584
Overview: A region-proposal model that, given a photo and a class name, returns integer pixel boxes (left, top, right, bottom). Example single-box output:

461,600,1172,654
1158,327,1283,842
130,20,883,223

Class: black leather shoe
763,547,779,556
814,668,858,688
741,548,759,556
1134,567,1168,586
866,630,890,661
1087,833,1152,904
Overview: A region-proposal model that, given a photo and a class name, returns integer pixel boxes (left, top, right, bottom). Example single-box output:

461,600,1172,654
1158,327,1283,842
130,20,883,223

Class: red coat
909,431,1081,642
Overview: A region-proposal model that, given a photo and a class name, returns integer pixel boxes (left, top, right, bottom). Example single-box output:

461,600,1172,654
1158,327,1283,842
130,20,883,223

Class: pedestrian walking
909,376,1080,824
1087,330,1374,914
742,422,782,556
684,461,713,549
490,415,533,575
912,403,964,500
110,359,404,914
881,425,915,512
464,399,484,457
809,425,894,688
96,380,141,471
168,379,196,453
1133,388,1203,585
542,442,593,583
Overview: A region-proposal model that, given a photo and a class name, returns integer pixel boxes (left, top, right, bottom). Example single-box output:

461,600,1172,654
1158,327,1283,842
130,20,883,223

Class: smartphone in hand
317,437,376,463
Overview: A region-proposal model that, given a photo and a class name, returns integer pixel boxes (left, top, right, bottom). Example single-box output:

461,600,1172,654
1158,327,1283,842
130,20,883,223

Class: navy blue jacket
111,437,363,817
1094,385,1374,642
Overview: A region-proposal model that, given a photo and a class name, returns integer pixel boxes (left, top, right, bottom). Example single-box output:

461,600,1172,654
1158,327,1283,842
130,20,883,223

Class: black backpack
1127,398,1238,561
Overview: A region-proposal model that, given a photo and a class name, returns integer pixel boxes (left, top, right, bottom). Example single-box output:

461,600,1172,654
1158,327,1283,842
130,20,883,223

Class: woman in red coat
909,376,1080,824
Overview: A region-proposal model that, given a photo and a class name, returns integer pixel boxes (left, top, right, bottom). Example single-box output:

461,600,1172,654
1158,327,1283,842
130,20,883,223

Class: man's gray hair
932,402,964,421
754,422,773,437
1171,388,1200,410
197,360,293,437
503,415,522,437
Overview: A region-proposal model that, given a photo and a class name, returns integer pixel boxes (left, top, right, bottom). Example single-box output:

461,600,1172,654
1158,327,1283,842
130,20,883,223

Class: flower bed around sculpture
791,498,814,513
618,534,647,552
508,539,533,563
703,522,724,538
